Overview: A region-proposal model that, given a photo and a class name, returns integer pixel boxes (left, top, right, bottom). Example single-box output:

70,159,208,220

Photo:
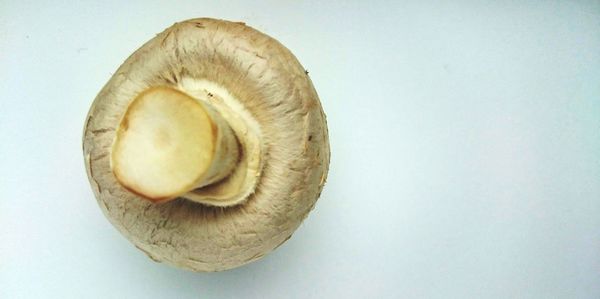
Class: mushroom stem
110,86,239,203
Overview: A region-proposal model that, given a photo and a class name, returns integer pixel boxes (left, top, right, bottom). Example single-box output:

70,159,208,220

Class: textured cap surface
83,18,330,271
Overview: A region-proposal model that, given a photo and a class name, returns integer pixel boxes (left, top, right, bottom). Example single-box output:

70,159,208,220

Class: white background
1,1,599,298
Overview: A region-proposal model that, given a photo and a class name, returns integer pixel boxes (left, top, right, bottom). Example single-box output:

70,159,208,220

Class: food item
83,18,330,271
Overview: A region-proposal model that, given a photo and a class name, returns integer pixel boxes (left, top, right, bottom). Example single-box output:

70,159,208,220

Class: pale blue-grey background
1,1,599,298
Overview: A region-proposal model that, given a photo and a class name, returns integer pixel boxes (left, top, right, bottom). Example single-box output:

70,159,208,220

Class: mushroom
82,18,330,272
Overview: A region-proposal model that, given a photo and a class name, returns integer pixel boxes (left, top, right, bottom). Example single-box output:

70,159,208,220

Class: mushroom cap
83,18,330,271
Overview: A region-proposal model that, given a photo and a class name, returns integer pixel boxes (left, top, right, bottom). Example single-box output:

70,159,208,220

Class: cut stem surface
111,86,239,203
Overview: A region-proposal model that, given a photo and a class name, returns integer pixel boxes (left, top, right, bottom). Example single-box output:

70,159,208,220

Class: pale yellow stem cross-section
110,86,239,202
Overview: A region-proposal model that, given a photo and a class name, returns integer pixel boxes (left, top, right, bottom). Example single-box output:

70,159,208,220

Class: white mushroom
83,18,330,272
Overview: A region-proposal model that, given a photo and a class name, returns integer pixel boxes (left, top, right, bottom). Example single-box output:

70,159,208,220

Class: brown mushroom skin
83,18,330,272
